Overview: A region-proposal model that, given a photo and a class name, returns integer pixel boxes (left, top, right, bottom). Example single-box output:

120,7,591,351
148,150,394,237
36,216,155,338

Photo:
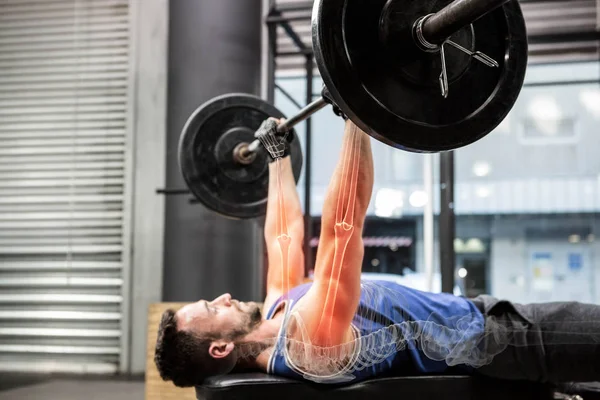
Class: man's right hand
255,118,293,160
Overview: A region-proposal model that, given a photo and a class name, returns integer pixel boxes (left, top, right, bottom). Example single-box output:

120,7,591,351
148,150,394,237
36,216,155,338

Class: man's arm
299,121,374,346
263,155,305,316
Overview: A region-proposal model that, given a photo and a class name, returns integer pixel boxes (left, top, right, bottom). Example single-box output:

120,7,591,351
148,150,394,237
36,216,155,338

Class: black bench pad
197,372,553,400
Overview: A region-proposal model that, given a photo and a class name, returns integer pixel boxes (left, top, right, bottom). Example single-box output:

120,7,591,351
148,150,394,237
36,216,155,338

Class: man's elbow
288,219,305,241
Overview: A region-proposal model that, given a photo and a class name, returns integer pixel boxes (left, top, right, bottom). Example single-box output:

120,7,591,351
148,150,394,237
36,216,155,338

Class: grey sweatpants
470,295,600,383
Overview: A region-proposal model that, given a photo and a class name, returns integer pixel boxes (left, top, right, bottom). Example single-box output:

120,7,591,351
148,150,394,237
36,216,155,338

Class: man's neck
236,314,283,371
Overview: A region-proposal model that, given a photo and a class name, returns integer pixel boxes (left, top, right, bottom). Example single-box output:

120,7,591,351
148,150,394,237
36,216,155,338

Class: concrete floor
0,376,144,400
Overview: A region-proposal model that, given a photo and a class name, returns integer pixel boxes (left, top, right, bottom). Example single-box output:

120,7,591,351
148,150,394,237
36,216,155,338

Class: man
155,119,600,388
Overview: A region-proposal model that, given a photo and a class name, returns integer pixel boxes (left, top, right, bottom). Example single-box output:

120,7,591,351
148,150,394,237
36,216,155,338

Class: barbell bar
245,97,328,154
419,0,510,45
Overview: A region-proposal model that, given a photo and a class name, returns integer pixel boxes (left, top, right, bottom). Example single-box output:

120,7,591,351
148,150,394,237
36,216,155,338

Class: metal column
266,3,277,103
303,56,314,275
439,151,456,293
163,0,263,303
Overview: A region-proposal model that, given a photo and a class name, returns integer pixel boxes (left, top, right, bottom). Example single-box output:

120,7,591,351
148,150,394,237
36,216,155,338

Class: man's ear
209,341,235,359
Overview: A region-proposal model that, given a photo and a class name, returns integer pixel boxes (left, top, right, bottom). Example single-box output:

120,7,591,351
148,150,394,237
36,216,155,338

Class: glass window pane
454,61,600,302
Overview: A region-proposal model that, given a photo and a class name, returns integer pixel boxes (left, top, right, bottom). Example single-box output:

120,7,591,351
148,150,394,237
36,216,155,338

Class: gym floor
0,373,144,400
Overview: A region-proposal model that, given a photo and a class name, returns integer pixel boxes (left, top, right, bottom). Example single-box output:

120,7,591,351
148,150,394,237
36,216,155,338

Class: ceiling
272,0,600,74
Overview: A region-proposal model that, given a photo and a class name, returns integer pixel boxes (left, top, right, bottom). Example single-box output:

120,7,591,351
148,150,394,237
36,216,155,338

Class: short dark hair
154,309,237,387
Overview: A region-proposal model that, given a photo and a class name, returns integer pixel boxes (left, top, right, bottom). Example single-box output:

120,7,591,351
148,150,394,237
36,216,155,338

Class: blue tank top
266,280,485,384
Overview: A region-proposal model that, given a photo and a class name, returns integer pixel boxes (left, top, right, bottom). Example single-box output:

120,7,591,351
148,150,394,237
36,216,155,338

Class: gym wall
0,0,133,375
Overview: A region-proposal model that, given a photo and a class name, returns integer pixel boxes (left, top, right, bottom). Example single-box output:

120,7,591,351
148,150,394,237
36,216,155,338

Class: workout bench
197,372,554,400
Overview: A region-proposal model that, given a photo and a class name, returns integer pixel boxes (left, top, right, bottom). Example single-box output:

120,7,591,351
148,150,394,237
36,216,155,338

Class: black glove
255,118,292,160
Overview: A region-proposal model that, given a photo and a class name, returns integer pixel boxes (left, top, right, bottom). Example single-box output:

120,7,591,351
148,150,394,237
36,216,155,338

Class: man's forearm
319,121,373,244
264,156,305,295
314,121,373,284
264,156,303,239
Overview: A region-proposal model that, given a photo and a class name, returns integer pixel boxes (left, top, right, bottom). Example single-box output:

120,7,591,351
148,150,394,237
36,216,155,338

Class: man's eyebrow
204,301,209,312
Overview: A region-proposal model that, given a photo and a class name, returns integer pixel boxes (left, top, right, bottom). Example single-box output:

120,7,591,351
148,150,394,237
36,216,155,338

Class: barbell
178,93,304,219
178,0,528,219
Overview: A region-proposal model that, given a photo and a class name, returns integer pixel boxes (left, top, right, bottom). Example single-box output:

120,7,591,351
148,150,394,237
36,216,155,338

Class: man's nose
212,293,232,306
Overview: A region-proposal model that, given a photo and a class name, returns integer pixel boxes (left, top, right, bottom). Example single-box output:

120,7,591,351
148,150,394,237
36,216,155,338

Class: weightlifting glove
255,118,293,160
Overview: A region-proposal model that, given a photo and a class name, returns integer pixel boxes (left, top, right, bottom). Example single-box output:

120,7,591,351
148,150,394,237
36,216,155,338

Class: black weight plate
178,93,303,219
312,0,528,153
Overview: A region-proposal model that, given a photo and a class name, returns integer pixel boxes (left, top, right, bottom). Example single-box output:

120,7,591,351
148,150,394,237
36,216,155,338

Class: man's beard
227,304,268,359
228,303,262,341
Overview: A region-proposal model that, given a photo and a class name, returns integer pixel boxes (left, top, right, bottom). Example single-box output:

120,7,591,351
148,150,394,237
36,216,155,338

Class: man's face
176,293,262,340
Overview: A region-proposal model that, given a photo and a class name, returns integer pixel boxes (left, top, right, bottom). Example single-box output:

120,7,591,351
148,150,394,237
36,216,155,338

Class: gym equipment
178,93,303,220
179,0,528,218
313,0,527,152
196,373,554,400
